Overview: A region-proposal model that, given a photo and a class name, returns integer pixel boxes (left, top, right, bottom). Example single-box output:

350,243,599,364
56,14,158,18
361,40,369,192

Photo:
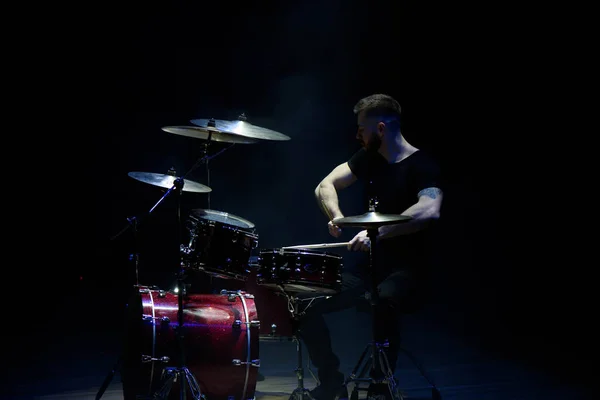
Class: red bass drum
122,286,260,400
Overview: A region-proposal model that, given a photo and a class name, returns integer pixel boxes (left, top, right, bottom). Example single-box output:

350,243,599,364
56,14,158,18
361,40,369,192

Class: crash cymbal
128,172,212,193
190,117,291,141
162,126,258,144
332,212,412,228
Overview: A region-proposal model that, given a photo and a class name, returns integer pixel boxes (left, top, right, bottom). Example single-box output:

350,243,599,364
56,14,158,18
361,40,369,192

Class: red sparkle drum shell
244,274,296,341
209,268,297,341
122,286,259,400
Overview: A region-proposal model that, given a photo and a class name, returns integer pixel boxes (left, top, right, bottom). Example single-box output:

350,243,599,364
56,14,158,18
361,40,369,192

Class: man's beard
365,134,382,153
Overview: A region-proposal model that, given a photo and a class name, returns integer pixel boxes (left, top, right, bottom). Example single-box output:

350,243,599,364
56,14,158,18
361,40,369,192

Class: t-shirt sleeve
413,152,443,193
347,148,368,179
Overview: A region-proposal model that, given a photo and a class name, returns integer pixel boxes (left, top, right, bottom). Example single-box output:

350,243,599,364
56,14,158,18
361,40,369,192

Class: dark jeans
295,268,420,386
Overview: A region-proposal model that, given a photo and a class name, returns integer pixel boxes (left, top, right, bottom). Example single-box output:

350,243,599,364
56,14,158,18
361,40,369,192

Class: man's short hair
353,94,401,121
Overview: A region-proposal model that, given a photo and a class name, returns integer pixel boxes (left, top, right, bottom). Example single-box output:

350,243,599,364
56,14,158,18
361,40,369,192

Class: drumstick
321,200,334,221
281,242,349,250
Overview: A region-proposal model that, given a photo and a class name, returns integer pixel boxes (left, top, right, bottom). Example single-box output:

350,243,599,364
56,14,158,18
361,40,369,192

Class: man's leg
296,312,344,387
374,270,417,376
371,300,401,377
295,272,365,399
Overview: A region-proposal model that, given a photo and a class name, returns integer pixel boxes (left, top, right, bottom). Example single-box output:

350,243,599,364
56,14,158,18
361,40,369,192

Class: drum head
189,209,255,230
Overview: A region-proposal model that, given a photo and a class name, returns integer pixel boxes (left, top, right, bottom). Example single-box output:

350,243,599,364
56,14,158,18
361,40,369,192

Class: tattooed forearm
418,187,443,199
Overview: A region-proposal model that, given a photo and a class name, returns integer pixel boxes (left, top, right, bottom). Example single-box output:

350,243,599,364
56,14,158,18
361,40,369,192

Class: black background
9,0,592,392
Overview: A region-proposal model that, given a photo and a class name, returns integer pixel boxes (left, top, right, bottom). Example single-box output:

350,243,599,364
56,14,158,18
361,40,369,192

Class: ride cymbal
332,212,412,228
190,117,291,141
162,126,258,144
128,172,212,193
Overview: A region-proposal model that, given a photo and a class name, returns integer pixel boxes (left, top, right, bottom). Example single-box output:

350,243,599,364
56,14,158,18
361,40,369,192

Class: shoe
309,384,348,400
366,383,395,400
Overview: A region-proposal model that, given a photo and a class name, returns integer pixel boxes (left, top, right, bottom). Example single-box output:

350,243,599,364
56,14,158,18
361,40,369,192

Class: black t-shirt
347,148,442,275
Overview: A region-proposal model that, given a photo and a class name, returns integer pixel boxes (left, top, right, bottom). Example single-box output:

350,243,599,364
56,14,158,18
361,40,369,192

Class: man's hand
348,230,370,251
328,220,342,238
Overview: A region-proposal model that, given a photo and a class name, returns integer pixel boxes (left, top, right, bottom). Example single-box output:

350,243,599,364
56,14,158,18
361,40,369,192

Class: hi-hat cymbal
128,172,212,193
190,117,291,141
333,212,412,228
162,126,258,144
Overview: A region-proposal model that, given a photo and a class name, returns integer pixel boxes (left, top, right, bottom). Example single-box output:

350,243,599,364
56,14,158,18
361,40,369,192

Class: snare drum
255,248,343,294
181,209,259,281
121,285,260,400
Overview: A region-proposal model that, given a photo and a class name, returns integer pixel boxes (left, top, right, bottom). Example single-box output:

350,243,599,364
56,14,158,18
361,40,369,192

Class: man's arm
314,162,357,220
377,187,444,239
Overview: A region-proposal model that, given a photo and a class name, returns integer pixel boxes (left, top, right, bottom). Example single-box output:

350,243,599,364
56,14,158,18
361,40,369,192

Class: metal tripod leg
151,263,204,400
344,341,404,400
289,335,316,400
398,347,442,400
285,292,341,400
152,366,205,400
95,355,122,400
340,227,404,400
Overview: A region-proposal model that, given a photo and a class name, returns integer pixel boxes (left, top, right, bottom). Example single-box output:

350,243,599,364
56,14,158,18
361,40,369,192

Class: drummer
298,93,444,400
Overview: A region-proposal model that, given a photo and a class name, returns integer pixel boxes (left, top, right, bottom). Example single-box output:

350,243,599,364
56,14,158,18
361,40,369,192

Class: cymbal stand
117,215,140,286
149,178,205,400
96,176,190,400
203,140,211,209
270,288,330,400
97,123,234,400
109,172,187,241
150,271,204,400
183,119,236,209
343,227,403,400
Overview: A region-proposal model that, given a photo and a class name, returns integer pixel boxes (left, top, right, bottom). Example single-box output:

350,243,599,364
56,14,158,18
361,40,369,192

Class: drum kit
95,115,413,400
